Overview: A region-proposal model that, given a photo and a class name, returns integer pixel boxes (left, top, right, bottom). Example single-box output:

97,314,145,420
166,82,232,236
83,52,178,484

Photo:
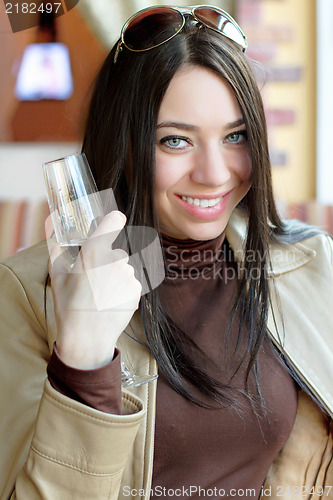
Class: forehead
157,65,243,127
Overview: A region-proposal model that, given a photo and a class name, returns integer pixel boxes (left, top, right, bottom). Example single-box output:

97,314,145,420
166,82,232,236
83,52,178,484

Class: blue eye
167,138,183,147
160,135,191,150
226,131,247,144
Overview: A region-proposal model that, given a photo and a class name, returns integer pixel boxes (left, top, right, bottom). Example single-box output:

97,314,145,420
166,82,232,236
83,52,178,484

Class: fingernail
113,210,127,223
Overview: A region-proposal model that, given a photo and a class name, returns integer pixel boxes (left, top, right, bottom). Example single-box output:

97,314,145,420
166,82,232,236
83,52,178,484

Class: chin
177,222,227,241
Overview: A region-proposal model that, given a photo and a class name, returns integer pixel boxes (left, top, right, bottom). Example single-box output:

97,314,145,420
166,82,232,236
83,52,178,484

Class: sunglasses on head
114,5,248,63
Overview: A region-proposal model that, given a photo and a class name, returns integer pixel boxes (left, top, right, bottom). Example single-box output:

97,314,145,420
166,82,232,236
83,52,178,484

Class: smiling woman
0,4,332,500
154,65,252,240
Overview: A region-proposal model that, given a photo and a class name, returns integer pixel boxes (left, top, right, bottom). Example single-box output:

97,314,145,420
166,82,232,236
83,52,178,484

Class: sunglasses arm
114,40,123,64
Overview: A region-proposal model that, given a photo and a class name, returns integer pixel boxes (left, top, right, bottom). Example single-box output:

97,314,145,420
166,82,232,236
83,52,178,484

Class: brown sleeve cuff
47,344,122,415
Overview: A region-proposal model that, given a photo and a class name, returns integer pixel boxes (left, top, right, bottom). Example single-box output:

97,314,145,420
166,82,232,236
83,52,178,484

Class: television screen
15,43,73,101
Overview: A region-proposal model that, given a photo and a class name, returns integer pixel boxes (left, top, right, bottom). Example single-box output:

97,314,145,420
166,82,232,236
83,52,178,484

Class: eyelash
225,130,248,144
159,130,248,151
159,135,191,150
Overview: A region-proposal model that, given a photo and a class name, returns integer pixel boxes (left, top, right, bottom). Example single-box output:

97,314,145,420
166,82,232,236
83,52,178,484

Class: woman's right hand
47,210,142,370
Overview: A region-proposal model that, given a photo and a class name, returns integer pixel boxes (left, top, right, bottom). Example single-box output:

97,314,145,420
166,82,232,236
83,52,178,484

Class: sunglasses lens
124,8,184,51
194,7,247,50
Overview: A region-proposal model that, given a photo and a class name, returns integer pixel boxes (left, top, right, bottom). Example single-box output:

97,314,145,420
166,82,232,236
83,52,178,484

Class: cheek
154,153,184,195
234,151,252,183
154,166,168,195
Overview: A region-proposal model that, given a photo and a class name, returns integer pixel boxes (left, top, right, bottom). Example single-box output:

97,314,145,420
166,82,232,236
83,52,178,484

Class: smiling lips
181,195,222,208
176,191,233,220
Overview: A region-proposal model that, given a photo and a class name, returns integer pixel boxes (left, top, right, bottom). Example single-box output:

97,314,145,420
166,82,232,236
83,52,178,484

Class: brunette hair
82,18,290,409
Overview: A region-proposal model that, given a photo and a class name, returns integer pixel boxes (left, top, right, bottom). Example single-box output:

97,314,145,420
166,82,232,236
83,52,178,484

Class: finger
48,243,78,277
85,263,141,312
88,210,127,248
110,248,129,264
45,214,60,259
45,212,55,240
46,213,65,271
80,211,127,269
46,214,80,275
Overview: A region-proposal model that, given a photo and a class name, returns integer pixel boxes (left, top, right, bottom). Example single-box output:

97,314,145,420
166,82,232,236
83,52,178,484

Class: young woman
0,5,332,499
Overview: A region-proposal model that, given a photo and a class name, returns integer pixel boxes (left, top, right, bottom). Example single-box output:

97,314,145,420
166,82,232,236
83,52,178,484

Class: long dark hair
82,18,289,409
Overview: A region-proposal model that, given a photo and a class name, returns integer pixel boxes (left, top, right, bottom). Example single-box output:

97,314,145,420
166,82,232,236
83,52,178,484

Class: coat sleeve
0,262,145,500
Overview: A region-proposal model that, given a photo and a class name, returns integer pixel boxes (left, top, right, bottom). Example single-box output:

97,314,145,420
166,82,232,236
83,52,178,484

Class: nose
190,143,231,187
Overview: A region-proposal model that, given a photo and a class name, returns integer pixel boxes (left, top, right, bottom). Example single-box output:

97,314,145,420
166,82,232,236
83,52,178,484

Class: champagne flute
43,153,102,247
43,153,157,388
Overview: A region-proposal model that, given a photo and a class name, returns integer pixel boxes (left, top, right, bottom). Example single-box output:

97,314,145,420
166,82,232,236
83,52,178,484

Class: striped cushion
0,200,49,260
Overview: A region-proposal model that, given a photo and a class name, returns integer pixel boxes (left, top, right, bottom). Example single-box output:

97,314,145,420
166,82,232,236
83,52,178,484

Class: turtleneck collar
161,232,226,278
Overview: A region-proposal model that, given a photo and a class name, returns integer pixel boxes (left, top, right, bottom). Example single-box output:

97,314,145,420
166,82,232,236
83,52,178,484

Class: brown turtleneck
48,234,298,499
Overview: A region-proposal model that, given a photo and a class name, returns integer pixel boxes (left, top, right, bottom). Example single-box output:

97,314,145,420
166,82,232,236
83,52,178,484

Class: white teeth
181,196,222,208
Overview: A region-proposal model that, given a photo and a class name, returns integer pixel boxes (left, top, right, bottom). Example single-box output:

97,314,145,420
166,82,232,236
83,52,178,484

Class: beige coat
0,209,332,499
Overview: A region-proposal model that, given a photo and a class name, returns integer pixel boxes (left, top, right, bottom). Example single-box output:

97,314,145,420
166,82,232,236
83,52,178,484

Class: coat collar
226,208,316,276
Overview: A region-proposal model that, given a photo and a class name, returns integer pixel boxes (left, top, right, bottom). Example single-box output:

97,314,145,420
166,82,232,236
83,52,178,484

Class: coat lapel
227,208,333,417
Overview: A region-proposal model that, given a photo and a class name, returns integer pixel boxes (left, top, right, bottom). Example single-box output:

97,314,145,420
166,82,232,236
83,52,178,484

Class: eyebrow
225,118,246,130
157,121,199,132
157,119,246,132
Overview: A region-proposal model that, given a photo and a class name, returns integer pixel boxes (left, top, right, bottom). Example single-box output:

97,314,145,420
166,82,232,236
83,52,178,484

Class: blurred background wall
0,0,332,258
